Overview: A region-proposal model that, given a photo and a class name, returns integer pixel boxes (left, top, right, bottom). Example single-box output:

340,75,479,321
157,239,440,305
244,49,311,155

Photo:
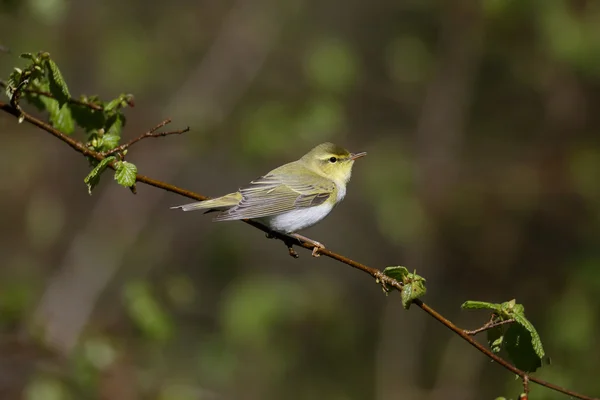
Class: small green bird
171,142,366,256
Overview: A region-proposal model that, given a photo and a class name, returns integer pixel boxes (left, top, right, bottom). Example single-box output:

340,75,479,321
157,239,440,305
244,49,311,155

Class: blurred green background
1,0,600,399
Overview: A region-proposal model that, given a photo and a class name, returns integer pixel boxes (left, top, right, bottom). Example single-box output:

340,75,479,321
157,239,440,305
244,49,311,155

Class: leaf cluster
462,299,546,372
3,51,136,192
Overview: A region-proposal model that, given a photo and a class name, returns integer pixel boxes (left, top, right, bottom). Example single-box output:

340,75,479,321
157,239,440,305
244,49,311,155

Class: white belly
262,202,334,233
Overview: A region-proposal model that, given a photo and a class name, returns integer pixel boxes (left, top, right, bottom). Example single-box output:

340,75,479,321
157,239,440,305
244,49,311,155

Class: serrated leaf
45,59,70,106
382,266,426,309
504,323,542,372
114,161,137,187
100,133,120,151
513,313,545,359
51,104,75,134
105,113,124,137
4,77,16,100
461,300,502,311
401,274,426,310
383,266,410,282
20,52,37,62
83,156,115,194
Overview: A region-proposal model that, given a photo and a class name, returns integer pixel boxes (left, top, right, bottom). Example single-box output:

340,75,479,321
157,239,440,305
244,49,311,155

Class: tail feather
171,192,241,212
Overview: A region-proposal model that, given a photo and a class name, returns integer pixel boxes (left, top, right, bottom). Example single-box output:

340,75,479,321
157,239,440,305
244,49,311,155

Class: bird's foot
290,233,326,257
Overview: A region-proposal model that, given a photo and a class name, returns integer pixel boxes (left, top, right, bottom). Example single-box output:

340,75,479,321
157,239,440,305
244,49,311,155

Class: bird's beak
350,151,367,160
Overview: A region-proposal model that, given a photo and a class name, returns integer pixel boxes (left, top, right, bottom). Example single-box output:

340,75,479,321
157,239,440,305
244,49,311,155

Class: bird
171,142,366,256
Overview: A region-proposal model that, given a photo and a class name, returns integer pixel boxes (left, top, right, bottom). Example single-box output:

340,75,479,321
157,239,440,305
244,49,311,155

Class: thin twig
98,119,190,156
0,80,104,110
0,100,597,400
523,375,530,397
464,318,515,336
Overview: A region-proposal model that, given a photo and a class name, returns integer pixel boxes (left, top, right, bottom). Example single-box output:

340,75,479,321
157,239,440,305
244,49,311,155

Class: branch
0,101,596,400
464,317,515,336
98,119,190,157
0,80,104,111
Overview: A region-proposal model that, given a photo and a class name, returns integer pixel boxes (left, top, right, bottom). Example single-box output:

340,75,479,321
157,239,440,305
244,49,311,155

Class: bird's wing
213,173,335,221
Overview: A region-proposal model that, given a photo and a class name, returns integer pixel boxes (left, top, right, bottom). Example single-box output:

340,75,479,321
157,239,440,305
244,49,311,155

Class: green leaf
105,113,124,137
123,280,172,341
104,94,134,113
114,161,137,187
513,313,545,359
382,266,426,309
461,300,502,312
504,323,543,372
463,298,546,370
100,133,120,151
83,156,115,194
383,266,411,282
70,104,105,133
20,52,37,61
487,324,504,354
45,59,70,106
23,91,47,111
51,104,75,134
401,274,426,309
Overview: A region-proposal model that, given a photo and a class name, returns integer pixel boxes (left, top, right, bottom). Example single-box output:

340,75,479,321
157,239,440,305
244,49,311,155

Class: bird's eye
329,157,337,163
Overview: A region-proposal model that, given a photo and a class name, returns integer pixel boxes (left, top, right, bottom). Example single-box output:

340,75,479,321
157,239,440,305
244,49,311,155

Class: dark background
1,0,599,399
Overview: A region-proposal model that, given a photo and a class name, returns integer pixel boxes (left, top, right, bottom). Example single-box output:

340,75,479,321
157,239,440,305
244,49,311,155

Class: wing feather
213,173,334,221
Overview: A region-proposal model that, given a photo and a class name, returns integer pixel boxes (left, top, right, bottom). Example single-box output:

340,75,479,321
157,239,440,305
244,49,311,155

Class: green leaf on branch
461,300,502,312
382,266,427,309
512,312,545,359
487,324,504,354
20,52,38,62
462,298,546,372
105,113,125,137
101,133,120,151
52,104,75,134
45,59,70,106
84,156,115,194
504,323,542,372
114,161,137,188
104,94,134,113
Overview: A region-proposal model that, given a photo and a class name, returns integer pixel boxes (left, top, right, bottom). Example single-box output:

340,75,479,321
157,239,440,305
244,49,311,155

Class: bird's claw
310,242,325,257
287,244,299,258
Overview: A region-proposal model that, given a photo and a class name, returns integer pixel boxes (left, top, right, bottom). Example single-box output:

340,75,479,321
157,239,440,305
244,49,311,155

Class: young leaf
114,161,137,188
382,266,426,309
104,94,134,113
512,313,545,359
461,301,502,312
51,104,75,134
504,323,543,372
45,59,70,106
105,113,124,137
400,273,426,310
487,324,504,354
383,266,410,282
101,133,120,151
20,52,38,62
83,156,115,194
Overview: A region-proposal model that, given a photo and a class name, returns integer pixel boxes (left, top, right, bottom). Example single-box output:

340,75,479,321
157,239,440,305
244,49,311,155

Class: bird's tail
170,192,241,212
